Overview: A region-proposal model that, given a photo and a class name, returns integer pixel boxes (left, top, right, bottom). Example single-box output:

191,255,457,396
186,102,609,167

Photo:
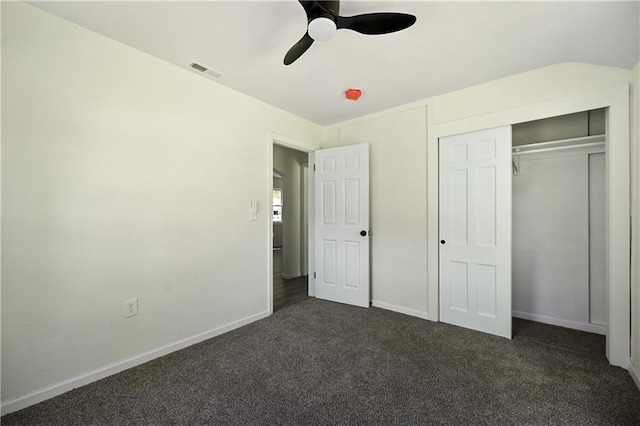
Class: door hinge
313,272,316,279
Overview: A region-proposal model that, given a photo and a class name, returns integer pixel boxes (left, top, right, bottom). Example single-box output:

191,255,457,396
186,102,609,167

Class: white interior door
439,126,512,338
314,144,369,308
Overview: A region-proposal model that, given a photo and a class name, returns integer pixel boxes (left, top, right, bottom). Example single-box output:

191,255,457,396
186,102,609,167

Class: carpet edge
1,310,270,415
371,300,432,321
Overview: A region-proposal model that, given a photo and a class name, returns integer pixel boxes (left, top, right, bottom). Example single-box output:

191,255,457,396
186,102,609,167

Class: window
273,189,283,222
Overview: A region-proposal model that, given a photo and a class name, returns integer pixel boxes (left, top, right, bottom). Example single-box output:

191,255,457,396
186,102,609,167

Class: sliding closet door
589,153,606,327
439,126,512,339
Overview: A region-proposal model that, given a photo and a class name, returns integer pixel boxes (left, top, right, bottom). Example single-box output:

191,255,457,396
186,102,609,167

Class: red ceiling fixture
345,88,362,101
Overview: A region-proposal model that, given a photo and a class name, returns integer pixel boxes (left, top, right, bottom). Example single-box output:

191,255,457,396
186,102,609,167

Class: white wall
631,61,640,387
325,108,429,318
430,63,631,124
272,145,308,278
1,2,322,408
327,63,632,325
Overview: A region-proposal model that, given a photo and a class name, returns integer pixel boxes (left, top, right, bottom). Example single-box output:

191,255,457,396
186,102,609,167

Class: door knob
360,230,367,236
440,240,446,244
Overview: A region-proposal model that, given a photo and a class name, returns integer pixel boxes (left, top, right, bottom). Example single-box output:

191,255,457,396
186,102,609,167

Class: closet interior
511,109,606,335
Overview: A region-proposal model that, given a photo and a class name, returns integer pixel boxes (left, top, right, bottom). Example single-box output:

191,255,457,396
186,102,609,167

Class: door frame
267,133,316,315
427,85,631,368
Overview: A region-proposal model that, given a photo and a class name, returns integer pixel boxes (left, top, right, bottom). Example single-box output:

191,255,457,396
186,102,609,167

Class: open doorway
511,109,607,336
272,144,309,312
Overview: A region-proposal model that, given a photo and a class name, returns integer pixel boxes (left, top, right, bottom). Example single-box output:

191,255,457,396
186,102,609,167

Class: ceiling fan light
308,17,337,41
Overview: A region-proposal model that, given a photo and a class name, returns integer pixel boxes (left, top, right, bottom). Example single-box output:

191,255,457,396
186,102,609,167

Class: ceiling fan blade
284,32,314,65
298,0,316,16
336,13,416,35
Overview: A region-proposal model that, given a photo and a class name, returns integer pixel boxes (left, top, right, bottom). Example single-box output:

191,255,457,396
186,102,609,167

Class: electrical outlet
124,298,138,318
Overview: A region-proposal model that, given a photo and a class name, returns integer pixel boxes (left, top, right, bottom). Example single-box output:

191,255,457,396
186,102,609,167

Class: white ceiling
29,1,639,126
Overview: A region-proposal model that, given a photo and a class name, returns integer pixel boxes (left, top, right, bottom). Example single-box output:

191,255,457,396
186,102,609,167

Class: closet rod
514,141,604,156
512,134,605,155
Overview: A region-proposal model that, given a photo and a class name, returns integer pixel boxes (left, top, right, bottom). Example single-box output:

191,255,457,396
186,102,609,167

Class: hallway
273,248,308,312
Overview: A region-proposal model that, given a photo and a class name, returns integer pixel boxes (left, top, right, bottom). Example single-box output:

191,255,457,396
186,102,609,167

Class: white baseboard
1,310,269,415
629,359,640,391
512,310,607,335
282,271,301,279
371,300,431,321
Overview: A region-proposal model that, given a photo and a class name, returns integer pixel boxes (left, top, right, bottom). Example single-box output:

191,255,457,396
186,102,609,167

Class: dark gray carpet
3,299,639,425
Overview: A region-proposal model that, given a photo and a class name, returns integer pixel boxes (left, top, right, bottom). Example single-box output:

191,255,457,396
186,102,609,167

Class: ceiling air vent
188,62,225,81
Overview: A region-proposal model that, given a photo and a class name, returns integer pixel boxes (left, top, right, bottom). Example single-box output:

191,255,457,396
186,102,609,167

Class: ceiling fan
284,1,417,65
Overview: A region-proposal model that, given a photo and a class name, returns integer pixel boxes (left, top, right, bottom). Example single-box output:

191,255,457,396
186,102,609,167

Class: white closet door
439,126,512,339
589,153,606,326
